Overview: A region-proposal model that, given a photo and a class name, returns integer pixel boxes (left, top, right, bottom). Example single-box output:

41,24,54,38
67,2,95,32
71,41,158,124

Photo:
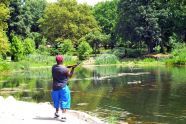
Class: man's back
52,64,68,90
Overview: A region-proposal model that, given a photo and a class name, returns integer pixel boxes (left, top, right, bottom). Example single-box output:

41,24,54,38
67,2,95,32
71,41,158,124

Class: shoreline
0,96,105,124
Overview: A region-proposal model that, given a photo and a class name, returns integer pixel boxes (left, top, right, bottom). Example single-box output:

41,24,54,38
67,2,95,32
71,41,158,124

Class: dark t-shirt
52,64,68,90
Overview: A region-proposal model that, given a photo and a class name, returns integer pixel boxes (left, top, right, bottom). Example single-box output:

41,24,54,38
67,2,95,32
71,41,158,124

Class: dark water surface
0,65,186,124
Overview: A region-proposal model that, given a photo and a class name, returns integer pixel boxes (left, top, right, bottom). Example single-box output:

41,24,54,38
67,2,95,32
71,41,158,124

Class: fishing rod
66,62,81,68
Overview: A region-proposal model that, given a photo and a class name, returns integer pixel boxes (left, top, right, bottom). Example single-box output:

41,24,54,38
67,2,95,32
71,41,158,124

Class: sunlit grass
95,54,120,65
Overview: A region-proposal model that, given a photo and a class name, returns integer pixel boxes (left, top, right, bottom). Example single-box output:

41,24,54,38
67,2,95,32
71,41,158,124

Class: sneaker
54,112,60,118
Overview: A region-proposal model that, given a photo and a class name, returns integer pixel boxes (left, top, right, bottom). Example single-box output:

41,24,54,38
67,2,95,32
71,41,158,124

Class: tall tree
158,0,186,52
8,0,46,38
116,0,161,53
39,0,99,46
93,0,119,48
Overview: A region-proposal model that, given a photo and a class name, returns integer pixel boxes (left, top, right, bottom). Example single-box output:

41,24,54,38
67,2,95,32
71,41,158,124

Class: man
51,55,77,120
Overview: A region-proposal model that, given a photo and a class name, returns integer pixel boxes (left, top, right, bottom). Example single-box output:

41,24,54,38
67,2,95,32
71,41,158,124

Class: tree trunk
147,43,154,53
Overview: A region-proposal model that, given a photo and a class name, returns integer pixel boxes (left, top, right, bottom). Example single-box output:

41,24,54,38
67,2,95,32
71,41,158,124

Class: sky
47,0,106,6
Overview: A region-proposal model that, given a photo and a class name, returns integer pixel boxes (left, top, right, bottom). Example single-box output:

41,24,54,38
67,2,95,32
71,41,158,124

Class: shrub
37,45,50,55
0,61,10,71
112,47,126,59
11,35,24,61
125,48,143,58
77,40,93,60
59,39,74,55
23,38,35,55
165,46,186,65
95,54,119,65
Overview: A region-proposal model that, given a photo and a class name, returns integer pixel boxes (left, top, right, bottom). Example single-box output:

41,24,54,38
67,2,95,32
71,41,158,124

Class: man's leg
51,90,60,118
60,86,71,120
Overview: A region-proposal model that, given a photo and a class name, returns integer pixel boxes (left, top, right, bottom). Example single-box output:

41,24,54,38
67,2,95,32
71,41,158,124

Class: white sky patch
47,0,106,6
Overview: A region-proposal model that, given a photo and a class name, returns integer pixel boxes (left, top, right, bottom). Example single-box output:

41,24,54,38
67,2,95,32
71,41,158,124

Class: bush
112,47,126,59
165,46,186,65
125,48,143,58
95,54,119,65
11,35,24,61
23,38,35,55
37,45,50,55
77,41,93,60
0,61,10,71
59,39,74,55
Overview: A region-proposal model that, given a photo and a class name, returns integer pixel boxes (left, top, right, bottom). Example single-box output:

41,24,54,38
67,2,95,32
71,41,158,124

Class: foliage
0,30,10,58
112,47,126,59
0,61,10,71
63,55,77,66
24,54,77,67
168,33,184,51
142,58,156,62
125,48,144,58
37,45,50,55
59,39,74,55
8,0,46,38
77,40,93,60
28,32,46,49
93,0,119,48
26,0,47,32
0,1,10,30
116,0,186,53
116,0,161,53
165,46,186,65
23,38,35,55
79,31,110,56
39,0,99,46
10,35,24,61
95,54,119,65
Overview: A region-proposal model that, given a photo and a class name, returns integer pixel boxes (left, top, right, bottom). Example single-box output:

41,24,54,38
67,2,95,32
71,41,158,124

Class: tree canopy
39,0,99,46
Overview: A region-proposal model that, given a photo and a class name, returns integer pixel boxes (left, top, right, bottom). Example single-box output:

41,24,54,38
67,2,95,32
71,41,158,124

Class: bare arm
66,67,75,78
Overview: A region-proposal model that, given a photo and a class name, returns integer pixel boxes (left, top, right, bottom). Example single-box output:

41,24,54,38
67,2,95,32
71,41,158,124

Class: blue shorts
51,85,71,109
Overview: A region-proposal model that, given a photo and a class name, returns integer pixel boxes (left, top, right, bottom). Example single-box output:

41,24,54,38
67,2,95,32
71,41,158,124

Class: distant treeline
0,0,185,61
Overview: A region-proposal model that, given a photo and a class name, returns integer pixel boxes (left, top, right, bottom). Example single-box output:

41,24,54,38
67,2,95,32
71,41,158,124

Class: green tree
8,0,32,37
116,0,161,53
0,0,10,58
11,35,24,61
77,40,93,60
0,30,9,58
39,0,99,46
59,39,74,55
8,0,46,38
0,1,10,30
23,38,35,55
158,0,186,52
80,31,110,56
93,0,119,48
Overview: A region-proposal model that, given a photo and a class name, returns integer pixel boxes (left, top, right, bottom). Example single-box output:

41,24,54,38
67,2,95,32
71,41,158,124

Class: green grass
165,47,186,66
0,54,78,72
95,54,120,65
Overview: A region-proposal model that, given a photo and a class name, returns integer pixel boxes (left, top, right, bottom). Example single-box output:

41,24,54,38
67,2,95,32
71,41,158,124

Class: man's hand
66,62,80,68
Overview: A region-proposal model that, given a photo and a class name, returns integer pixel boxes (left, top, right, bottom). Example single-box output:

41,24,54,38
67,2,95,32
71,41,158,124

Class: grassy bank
0,54,78,72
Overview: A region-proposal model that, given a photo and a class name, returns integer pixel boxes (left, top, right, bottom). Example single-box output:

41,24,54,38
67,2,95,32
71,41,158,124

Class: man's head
56,55,64,64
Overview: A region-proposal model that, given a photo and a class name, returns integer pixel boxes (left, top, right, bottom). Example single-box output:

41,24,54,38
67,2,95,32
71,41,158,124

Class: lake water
0,65,186,124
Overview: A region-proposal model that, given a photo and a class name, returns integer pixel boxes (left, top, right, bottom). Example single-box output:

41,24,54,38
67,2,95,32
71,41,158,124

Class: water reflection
0,66,186,124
